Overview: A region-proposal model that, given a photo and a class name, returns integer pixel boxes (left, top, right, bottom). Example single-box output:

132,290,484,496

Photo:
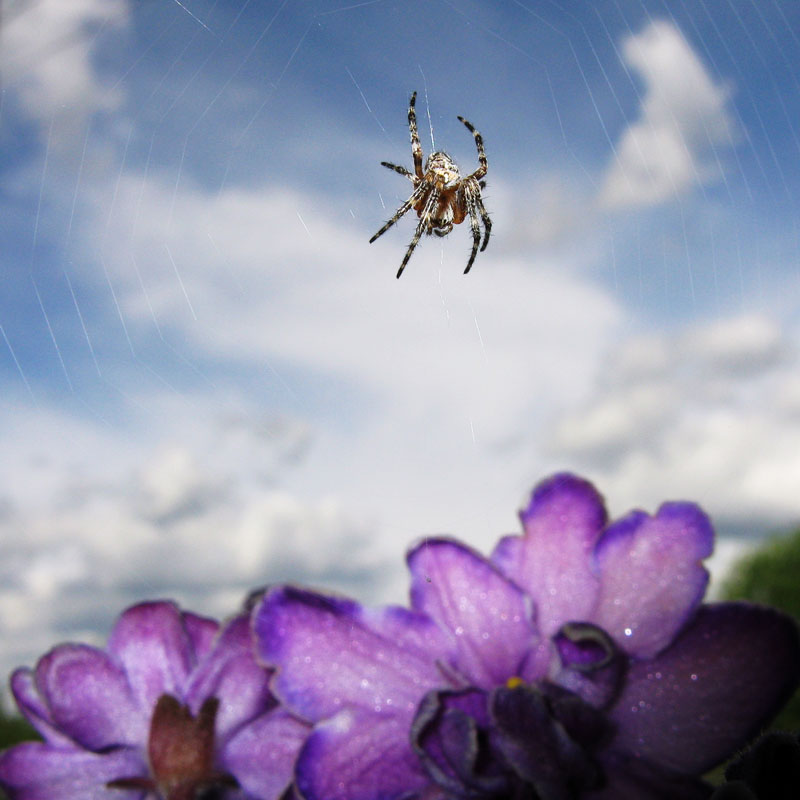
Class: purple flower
0,601,308,800
254,474,800,800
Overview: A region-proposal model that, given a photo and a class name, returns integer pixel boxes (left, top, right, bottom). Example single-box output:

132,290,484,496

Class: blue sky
2,0,800,679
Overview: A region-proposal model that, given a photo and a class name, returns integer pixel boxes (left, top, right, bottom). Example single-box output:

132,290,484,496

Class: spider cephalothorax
369,91,491,278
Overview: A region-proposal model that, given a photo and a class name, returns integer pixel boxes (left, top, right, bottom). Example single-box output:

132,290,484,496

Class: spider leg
463,189,482,274
380,162,414,181
397,187,440,279
457,116,487,182
475,192,491,252
369,182,427,244
409,91,424,180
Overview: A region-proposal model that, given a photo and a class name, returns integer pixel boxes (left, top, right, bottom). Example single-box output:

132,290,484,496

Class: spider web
1,0,799,684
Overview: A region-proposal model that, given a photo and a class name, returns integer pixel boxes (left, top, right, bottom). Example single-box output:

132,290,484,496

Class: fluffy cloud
0,398,383,685
88,167,622,466
549,312,800,530
1,0,128,124
599,20,738,208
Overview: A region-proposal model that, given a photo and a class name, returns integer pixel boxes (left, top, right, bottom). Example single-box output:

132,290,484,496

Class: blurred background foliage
0,707,35,750
0,708,35,800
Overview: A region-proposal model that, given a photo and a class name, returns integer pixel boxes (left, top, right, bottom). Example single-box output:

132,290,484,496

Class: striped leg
409,92,424,179
464,189,482,274
458,115,487,182
397,188,439,278
475,192,491,252
381,162,414,181
370,182,426,244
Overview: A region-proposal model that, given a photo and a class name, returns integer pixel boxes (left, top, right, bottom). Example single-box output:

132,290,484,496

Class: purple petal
184,615,274,742
358,604,454,664
295,708,428,800
222,707,309,800
106,601,204,713
0,741,145,800
492,473,606,637
610,603,800,774
182,611,219,660
591,503,713,658
31,645,145,751
254,586,447,722
412,688,507,797
408,539,538,686
9,669,73,747
551,623,626,709
490,685,606,797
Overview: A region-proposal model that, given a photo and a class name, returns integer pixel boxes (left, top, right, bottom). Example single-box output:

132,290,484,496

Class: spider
369,91,491,278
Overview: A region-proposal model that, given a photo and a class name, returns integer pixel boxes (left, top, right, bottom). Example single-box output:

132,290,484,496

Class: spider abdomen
414,192,458,226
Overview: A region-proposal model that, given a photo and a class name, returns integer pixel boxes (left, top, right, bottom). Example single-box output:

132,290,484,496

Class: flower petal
491,684,605,798
408,539,538,686
610,603,800,774
182,611,220,661
551,623,626,709
9,668,73,747
295,708,428,800
106,601,211,713
254,586,448,722
492,473,606,637
0,741,145,800
31,644,145,750
222,707,309,800
591,502,713,658
411,688,506,797
185,615,274,742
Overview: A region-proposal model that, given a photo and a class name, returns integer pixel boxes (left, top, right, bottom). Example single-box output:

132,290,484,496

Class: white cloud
599,20,738,209
0,398,384,685
682,314,783,374
136,445,220,523
549,312,800,532
1,0,128,125
502,176,596,251
90,168,621,459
